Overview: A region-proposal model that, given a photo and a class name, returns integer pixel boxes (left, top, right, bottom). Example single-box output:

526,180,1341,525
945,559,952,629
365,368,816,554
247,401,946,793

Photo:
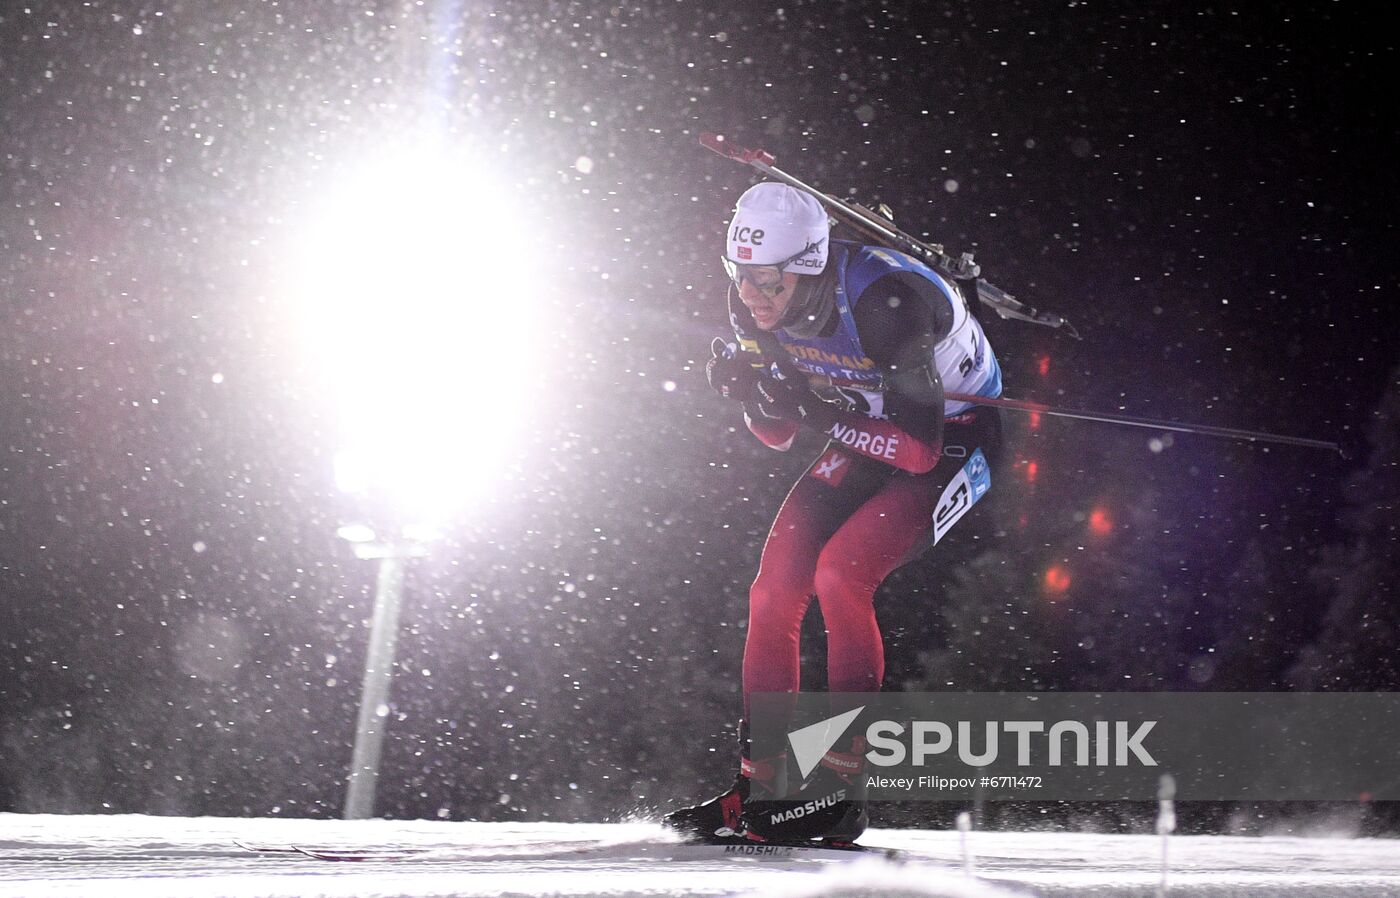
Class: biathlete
665,182,1005,845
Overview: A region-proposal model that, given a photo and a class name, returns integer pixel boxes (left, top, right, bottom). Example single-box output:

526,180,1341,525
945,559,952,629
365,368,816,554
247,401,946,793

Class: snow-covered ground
2,813,1398,897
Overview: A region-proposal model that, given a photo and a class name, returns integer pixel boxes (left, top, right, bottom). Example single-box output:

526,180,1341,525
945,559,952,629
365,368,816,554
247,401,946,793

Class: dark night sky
1,1,1397,823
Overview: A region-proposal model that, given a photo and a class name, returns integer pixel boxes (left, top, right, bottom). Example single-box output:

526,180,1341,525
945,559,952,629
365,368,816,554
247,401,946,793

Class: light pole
339,526,433,820
284,140,545,819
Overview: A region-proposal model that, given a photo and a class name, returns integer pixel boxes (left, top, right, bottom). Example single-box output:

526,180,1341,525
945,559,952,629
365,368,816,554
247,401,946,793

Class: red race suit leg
742,444,886,716
742,410,1003,712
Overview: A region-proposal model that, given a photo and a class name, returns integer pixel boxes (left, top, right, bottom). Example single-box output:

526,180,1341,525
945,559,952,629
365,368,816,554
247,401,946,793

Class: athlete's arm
743,404,799,450
769,270,953,473
721,288,804,451
727,271,954,470
852,269,955,437
747,369,945,473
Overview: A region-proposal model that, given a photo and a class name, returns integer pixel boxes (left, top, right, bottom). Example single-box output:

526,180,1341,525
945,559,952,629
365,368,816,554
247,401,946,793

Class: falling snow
0,2,1397,887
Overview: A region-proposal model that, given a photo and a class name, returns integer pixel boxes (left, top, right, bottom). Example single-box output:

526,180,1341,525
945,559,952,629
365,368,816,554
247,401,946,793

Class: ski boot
742,733,868,845
663,721,785,841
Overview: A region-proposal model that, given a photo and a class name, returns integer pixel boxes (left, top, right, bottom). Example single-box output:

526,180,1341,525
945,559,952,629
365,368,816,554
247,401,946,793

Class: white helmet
725,182,829,276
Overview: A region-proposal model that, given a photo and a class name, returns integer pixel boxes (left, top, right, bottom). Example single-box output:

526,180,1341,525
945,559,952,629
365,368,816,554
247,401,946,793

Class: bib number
932,448,992,545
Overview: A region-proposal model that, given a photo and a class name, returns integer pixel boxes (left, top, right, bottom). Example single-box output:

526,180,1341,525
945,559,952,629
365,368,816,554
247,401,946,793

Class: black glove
705,338,765,402
753,373,836,430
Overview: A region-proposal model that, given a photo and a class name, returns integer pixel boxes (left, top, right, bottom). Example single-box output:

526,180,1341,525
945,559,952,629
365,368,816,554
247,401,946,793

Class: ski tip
234,840,298,854
699,132,776,167
292,846,430,862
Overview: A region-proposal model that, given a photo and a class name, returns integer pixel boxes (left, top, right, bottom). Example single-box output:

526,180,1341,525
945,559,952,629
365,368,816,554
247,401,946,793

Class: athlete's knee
748,575,807,631
812,554,879,612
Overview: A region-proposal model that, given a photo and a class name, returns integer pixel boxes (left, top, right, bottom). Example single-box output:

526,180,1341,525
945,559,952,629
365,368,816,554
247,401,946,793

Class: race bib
932,448,992,545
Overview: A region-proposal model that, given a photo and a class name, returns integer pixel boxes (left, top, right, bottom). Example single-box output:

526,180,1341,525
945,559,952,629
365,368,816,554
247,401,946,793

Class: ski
294,846,432,861
237,838,899,863
692,836,900,861
234,841,430,860
232,840,300,854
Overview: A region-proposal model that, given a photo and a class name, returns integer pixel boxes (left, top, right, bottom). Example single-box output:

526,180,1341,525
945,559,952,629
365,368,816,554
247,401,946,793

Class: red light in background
1037,355,1051,377
1025,460,1038,483
1044,563,1072,596
1029,411,1042,431
1088,506,1113,536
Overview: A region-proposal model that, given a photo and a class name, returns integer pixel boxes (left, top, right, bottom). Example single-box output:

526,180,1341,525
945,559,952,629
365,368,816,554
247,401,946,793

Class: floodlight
290,138,543,520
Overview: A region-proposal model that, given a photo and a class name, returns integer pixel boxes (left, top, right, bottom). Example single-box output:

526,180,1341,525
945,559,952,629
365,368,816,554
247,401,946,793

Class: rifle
700,132,1080,339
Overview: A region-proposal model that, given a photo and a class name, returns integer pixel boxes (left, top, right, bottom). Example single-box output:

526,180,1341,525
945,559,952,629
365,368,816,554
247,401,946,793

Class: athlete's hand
753,374,836,430
705,338,764,402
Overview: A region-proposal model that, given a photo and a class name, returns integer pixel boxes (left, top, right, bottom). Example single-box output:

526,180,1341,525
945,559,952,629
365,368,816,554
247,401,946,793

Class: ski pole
945,391,1344,454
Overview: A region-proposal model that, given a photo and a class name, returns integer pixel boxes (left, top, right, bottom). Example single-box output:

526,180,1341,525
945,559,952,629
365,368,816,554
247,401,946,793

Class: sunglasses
720,239,824,294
